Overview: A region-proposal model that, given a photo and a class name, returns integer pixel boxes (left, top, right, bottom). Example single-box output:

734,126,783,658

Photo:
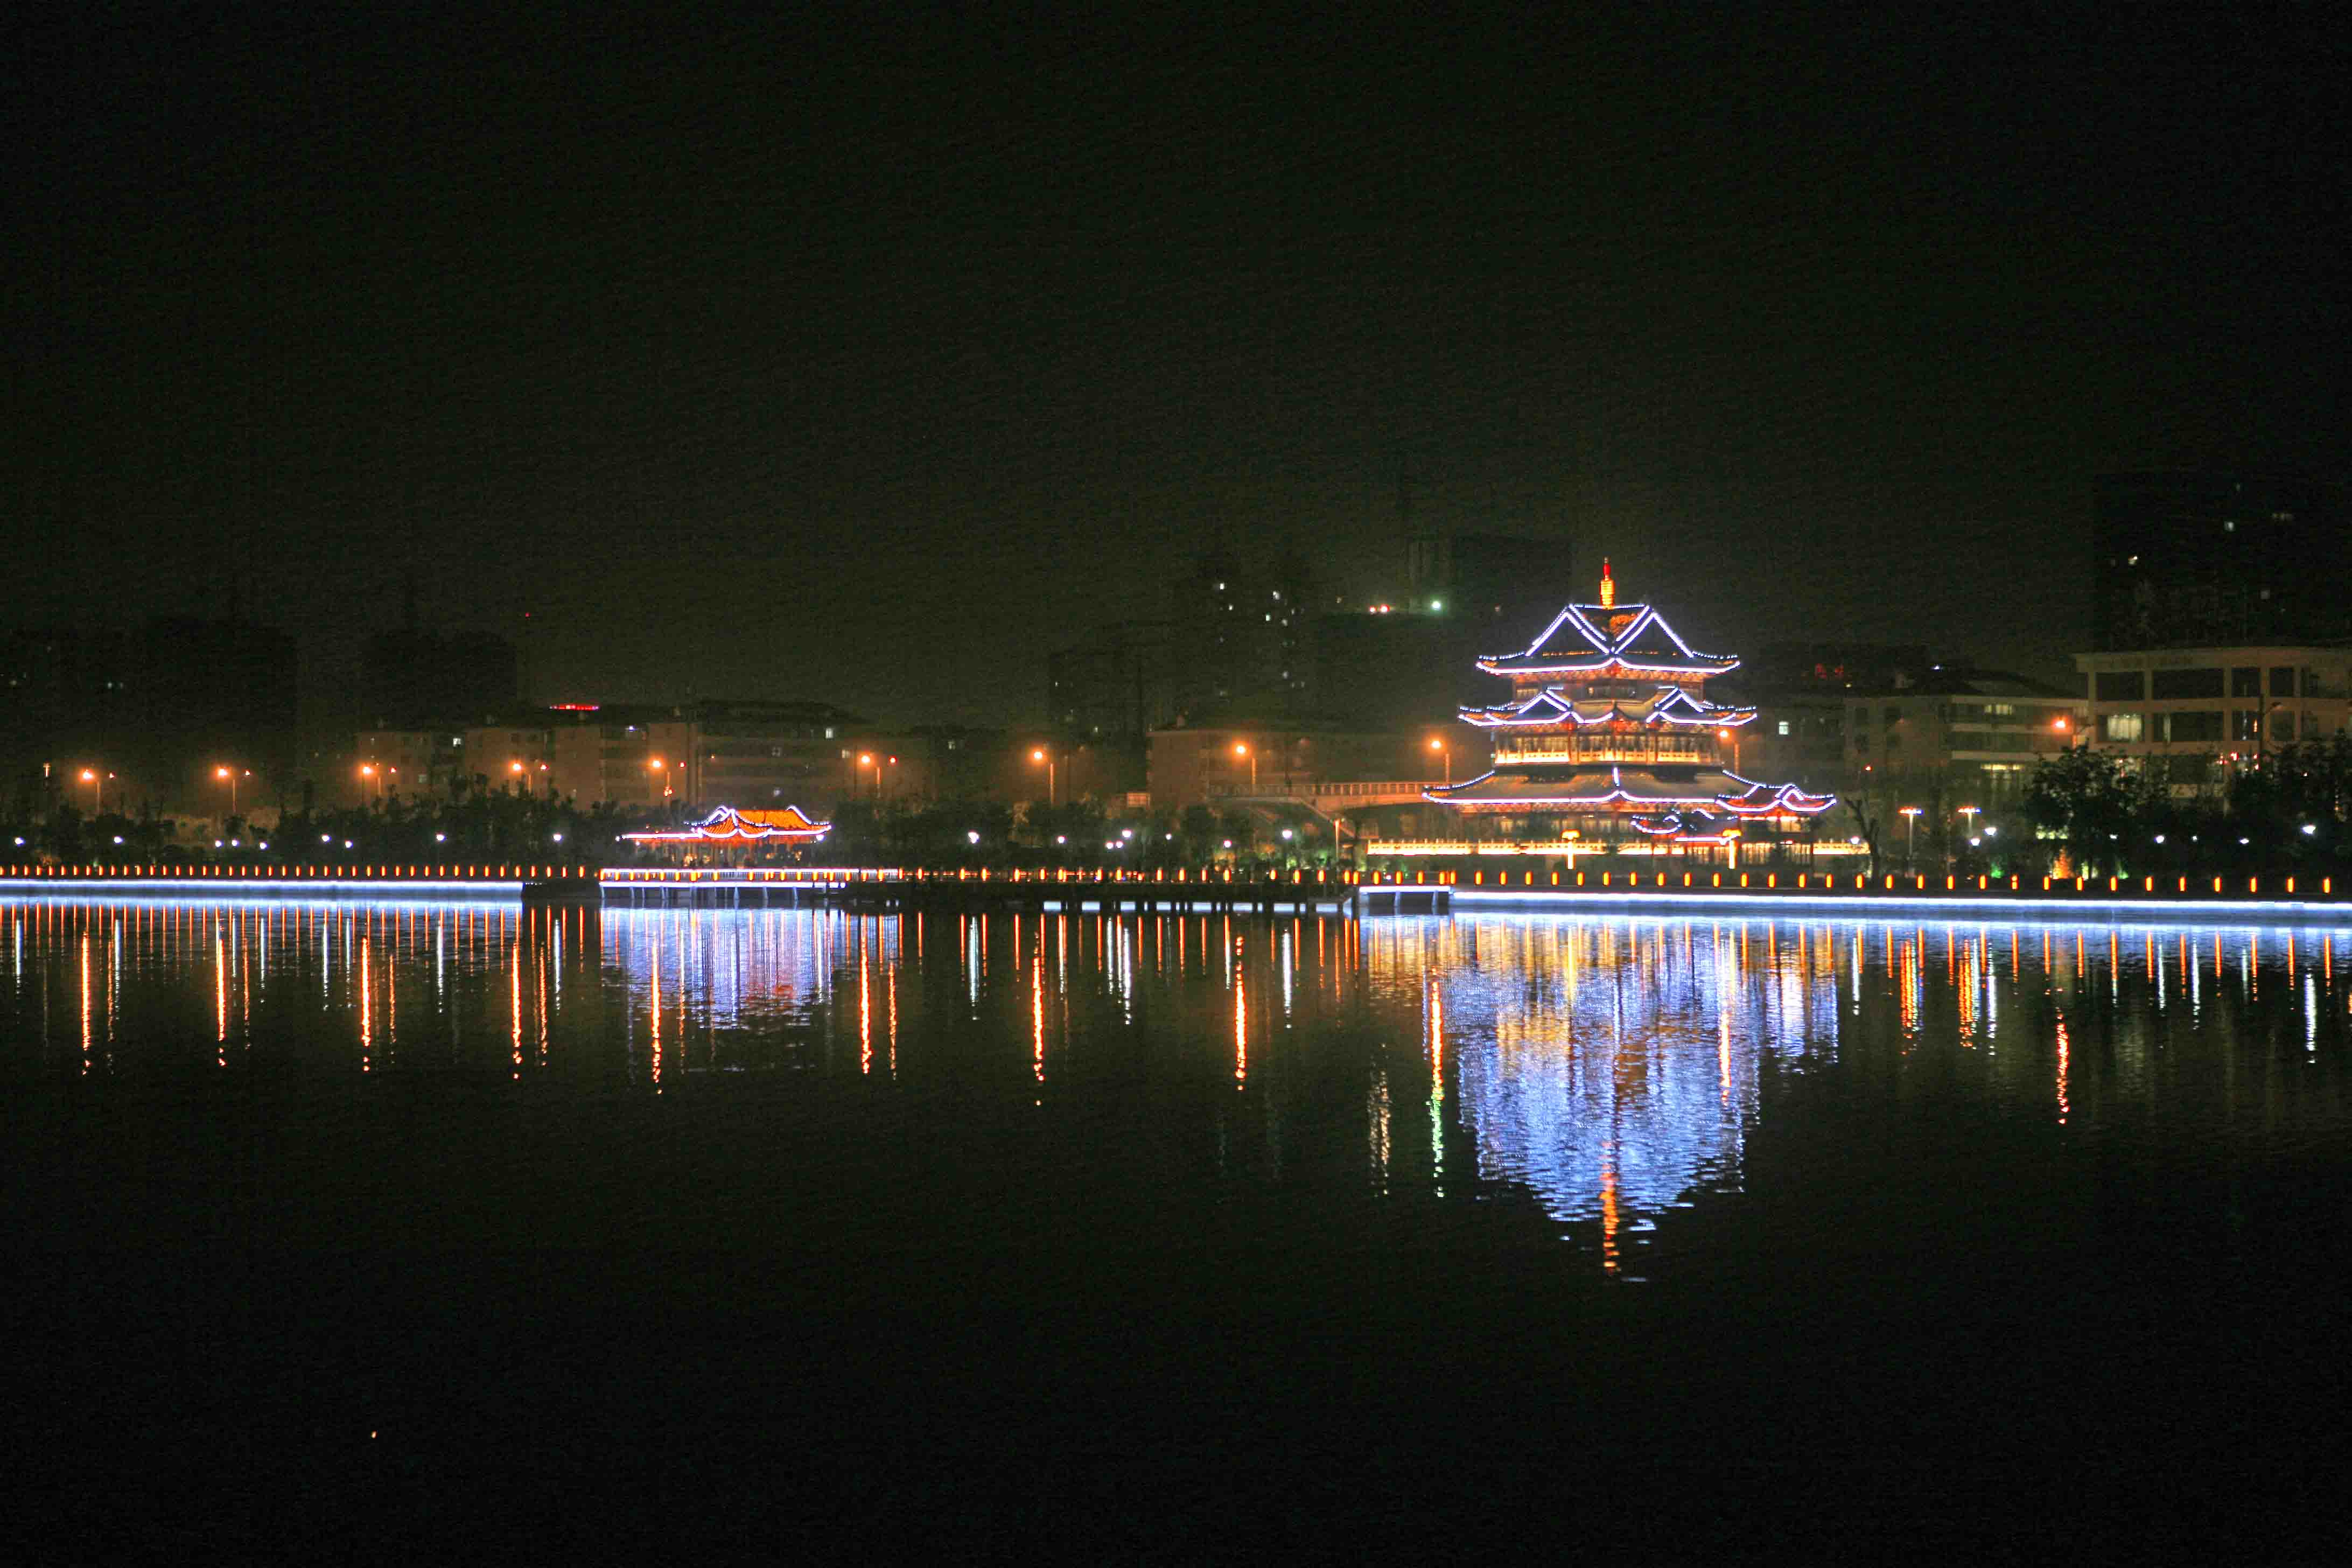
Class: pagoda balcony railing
1360,838,1872,858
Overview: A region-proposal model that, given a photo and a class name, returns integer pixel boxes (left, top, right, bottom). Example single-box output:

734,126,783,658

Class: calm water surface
6,895,2350,1546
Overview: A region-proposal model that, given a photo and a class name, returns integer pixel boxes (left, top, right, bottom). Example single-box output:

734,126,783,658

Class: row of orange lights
4,865,585,880
0,865,2333,898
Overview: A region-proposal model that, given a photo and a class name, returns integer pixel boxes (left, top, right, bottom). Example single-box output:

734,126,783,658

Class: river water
5,895,2349,1549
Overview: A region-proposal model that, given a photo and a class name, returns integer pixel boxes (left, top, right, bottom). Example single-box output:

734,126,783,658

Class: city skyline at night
6,9,2344,725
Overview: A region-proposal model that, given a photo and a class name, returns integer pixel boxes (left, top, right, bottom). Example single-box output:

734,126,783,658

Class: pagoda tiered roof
1424,765,1834,817
1461,685,1756,730
1477,601,1739,681
1429,562,1838,843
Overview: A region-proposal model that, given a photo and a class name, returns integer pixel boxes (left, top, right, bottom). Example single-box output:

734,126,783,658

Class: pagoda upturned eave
1460,686,1756,729
1422,765,1837,817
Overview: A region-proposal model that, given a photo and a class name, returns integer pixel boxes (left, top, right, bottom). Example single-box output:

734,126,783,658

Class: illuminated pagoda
1425,561,1835,856
622,804,831,858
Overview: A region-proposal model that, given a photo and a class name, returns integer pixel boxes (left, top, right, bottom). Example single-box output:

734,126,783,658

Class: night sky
6,7,2345,723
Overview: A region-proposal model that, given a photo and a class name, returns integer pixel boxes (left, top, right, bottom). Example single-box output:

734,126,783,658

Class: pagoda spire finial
1599,557,1615,610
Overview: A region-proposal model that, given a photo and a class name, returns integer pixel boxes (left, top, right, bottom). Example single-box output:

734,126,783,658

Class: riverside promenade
6,860,2350,922
0,862,596,903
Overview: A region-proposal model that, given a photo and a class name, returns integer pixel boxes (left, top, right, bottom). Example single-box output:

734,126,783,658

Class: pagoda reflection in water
1366,915,1845,1267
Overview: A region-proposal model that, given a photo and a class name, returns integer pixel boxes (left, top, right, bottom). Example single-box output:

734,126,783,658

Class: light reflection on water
4,897,2348,1276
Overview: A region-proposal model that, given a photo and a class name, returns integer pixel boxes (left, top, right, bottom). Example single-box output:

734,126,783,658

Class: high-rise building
1268,549,1315,715
0,625,132,811
1406,532,1577,643
1047,620,1174,740
1165,550,1317,720
1168,551,1256,720
2092,471,2350,650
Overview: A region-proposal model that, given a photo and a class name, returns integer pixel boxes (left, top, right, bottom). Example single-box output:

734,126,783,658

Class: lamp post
214,765,249,819
2257,701,2286,771
81,768,113,815
1718,725,1742,776
1031,747,1056,807
857,752,878,801
1234,741,1257,794
1899,805,1922,867
359,764,383,802
648,756,671,801
1428,736,1450,786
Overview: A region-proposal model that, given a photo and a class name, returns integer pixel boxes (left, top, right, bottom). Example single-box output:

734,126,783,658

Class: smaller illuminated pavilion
1425,561,1835,853
623,804,831,855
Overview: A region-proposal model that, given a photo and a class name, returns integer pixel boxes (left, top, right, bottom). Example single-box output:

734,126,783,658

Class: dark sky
6,6,2346,722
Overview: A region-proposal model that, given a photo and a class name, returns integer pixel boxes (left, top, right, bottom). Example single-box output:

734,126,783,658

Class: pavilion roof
622,804,832,843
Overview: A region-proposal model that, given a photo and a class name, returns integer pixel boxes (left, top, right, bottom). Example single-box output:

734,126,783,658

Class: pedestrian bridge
1205,779,1438,811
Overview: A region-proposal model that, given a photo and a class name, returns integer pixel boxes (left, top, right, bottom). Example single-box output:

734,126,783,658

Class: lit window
1776,721,1790,736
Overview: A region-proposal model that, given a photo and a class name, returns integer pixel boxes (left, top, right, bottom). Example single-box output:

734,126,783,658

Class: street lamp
1899,805,1922,866
359,764,383,802
1428,736,1450,786
80,768,113,814
1718,725,1743,776
1031,747,1056,807
213,765,249,819
1233,741,1257,794
648,756,671,800
857,752,879,801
